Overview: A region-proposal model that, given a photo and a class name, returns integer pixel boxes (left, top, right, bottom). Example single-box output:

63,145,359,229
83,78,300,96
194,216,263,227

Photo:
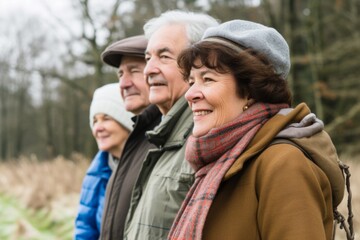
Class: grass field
0,154,88,240
0,154,358,239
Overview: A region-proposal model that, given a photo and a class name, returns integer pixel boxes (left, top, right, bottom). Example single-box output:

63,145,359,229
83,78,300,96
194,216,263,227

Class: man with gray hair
123,10,219,240
99,35,162,240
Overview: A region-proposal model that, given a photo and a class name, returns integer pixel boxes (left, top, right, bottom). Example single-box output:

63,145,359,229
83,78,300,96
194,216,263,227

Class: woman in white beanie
74,83,134,240
168,20,345,240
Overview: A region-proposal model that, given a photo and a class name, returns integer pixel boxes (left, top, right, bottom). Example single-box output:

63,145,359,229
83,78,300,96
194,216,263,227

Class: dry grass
0,154,90,239
0,154,89,210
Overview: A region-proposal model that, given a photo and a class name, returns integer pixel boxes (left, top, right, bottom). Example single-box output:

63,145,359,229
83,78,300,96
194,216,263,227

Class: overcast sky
0,0,75,104
0,0,123,104
0,0,262,103
0,0,71,23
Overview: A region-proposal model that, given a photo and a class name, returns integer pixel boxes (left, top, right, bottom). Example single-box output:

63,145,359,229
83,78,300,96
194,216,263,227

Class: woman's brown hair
178,41,292,106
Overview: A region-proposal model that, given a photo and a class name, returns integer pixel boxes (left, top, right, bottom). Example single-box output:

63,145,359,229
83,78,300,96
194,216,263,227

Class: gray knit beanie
202,20,290,79
89,83,134,131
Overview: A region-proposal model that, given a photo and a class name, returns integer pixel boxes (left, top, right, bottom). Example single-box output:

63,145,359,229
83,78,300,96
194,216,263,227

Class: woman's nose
93,121,105,132
185,82,203,102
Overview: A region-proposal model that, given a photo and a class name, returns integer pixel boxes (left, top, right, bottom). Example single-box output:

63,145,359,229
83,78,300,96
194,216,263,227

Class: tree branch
325,103,360,134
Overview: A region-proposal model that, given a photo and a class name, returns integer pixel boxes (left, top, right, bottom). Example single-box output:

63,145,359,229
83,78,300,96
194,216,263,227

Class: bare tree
1,0,359,159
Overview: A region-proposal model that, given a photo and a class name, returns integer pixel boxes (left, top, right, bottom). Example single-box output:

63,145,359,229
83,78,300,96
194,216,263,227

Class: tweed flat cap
101,35,147,68
203,20,290,79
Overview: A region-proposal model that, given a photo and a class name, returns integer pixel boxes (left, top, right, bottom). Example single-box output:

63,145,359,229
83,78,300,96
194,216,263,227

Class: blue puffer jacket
74,151,112,240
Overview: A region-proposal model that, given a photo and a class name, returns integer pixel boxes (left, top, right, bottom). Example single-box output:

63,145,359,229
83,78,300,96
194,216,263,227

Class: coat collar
87,151,112,179
224,103,310,180
146,97,193,148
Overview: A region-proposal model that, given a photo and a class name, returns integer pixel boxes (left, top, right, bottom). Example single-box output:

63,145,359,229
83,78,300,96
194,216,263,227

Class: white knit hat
89,83,134,131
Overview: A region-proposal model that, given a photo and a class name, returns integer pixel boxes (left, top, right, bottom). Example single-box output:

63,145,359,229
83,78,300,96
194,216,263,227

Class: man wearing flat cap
99,35,161,240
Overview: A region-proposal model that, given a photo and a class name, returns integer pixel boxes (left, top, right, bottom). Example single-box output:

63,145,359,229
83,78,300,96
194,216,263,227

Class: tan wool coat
202,104,344,240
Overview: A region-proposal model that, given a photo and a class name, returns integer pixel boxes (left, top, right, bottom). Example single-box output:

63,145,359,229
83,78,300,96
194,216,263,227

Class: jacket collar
146,97,193,148
224,103,310,180
131,104,161,134
223,102,345,208
87,151,112,179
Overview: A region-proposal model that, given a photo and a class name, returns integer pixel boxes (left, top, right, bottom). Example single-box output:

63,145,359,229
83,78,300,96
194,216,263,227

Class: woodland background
0,0,359,160
0,0,359,239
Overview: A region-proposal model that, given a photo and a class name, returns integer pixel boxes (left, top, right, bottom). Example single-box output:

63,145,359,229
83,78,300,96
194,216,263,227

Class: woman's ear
247,98,255,107
243,97,255,112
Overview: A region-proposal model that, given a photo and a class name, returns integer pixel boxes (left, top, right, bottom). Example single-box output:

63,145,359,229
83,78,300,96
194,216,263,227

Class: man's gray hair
143,10,219,44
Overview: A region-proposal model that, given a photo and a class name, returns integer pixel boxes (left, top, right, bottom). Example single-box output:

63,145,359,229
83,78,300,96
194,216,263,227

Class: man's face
118,56,149,115
144,24,190,115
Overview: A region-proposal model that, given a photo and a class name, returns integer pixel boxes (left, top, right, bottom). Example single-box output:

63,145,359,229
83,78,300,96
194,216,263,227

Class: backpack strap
333,161,355,240
269,138,355,240
269,138,312,160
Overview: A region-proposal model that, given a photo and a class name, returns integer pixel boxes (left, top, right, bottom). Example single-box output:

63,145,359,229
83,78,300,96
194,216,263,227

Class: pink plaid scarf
168,103,287,240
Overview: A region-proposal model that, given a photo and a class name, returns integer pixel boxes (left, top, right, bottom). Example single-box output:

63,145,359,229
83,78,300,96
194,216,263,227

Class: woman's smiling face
92,113,129,158
185,60,247,137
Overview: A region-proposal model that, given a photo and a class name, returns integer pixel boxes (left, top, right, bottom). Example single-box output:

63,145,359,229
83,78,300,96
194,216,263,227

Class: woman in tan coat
168,20,345,240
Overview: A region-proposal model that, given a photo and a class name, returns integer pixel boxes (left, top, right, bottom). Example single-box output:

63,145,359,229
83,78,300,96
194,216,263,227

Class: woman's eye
188,78,195,86
204,77,214,82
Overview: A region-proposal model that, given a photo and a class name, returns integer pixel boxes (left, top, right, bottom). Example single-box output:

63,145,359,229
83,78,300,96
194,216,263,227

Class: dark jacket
74,151,111,240
100,104,161,240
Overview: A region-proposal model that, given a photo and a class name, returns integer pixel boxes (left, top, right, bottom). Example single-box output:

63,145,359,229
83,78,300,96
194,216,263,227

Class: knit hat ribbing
202,20,290,79
89,83,134,131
